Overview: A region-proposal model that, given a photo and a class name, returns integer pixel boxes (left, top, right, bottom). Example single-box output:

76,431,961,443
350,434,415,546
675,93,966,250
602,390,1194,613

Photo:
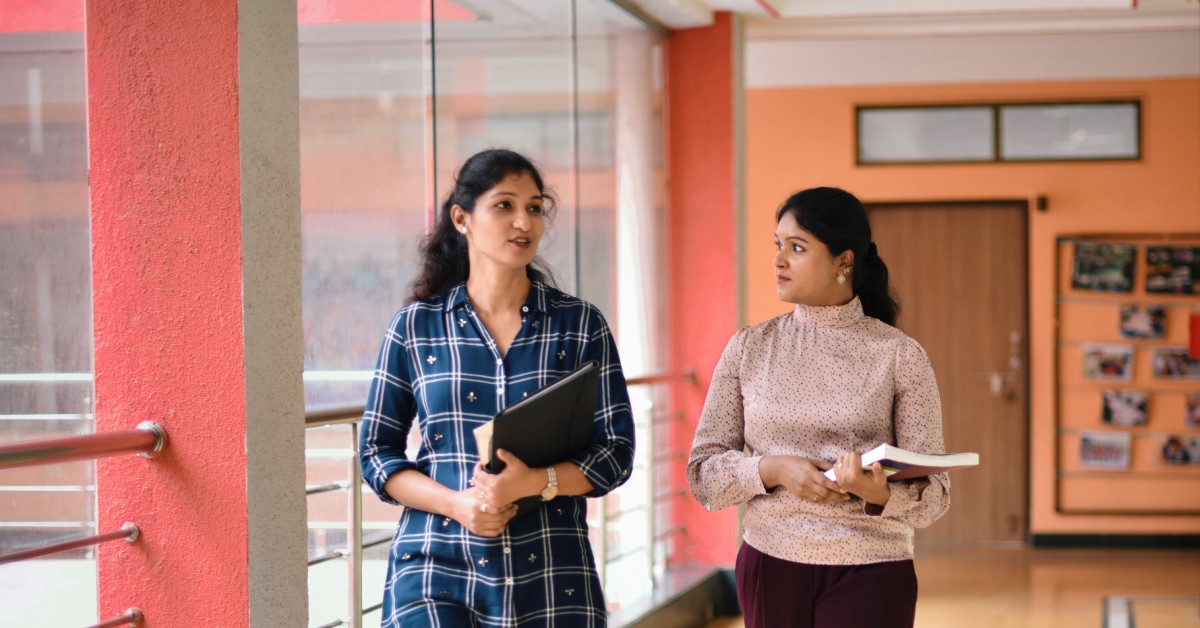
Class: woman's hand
471,449,543,508
831,451,891,507
760,455,849,504
450,487,517,537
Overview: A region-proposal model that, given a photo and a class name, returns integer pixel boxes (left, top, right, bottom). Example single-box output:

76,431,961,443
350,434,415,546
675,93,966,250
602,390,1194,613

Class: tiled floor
708,547,1200,627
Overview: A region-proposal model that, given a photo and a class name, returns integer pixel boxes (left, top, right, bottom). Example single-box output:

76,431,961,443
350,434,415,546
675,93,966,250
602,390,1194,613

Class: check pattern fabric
361,281,635,628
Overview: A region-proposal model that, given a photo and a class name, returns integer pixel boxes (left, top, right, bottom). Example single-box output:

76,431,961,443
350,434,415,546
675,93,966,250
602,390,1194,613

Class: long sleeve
565,309,636,497
359,311,419,506
875,338,951,528
686,329,768,512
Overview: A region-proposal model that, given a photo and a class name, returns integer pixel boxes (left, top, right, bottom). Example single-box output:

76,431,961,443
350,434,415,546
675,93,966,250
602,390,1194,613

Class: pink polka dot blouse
687,297,951,565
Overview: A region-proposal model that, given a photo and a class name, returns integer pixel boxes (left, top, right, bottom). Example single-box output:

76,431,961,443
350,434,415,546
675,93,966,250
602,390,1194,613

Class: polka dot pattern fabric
687,297,951,566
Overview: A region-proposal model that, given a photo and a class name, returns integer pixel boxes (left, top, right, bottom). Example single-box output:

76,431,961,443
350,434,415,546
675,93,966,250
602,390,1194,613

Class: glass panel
858,106,994,163
575,0,667,612
1000,102,1139,161
432,0,577,291
299,14,429,410
0,14,96,626
298,8,428,626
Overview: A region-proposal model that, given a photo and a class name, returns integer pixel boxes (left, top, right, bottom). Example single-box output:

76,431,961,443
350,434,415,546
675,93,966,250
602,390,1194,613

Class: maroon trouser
735,541,918,628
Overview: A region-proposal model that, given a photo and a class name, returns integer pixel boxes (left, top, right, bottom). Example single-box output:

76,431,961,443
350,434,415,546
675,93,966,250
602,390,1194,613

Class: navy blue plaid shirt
360,281,635,627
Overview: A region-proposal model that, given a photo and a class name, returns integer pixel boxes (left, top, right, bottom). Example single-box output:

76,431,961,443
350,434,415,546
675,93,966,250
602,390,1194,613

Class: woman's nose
513,211,531,230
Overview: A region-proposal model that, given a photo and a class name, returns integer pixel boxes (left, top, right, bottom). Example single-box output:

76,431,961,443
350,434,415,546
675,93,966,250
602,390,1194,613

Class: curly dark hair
408,149,558,302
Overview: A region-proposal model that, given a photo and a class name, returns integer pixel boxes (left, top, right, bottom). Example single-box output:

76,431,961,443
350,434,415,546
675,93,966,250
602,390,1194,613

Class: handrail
0,422,166,471
626,369,697,388
87,608,143,628
305,404,363,428
0,523,140,566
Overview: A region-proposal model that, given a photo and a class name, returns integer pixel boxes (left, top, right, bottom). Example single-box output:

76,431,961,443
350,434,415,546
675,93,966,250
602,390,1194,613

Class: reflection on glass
858,106,995,163
432,2,577,293
1000,102,1139,161
300,16,430,410
0,17,97,627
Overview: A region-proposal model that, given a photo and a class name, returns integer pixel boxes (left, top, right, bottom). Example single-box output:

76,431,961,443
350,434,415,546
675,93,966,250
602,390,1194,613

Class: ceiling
622,0,1200,37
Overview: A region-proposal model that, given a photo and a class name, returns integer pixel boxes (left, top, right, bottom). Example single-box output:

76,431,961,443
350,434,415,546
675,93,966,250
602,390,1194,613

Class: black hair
408,149,557,302
775,186,900,326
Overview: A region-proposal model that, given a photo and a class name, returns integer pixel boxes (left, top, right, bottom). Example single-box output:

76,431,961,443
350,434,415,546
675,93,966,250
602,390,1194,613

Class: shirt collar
444,279,548,314
792,296,864,328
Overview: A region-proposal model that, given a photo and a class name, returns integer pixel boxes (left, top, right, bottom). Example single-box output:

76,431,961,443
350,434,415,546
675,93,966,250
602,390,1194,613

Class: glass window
1000,102,1139,161
857,106,995,164
0,23,97,628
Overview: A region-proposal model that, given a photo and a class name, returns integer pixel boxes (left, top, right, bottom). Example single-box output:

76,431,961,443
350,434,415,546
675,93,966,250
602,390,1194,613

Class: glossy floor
709,547,1200,627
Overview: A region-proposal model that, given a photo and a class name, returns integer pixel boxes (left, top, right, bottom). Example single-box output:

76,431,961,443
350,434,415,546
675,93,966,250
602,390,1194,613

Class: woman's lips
776,275,790,284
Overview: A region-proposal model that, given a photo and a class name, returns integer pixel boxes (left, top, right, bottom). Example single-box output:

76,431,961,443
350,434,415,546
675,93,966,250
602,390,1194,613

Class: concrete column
86,0,306,624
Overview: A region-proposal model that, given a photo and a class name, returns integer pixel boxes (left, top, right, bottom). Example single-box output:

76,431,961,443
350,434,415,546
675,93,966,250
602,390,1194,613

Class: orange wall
745,77,1200,536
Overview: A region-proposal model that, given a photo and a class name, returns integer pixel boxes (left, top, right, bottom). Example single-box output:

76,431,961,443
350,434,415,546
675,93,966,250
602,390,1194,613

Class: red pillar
666,12,743,566
86,0,306,624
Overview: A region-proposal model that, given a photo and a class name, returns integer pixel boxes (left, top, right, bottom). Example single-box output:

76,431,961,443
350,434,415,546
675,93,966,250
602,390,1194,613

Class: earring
836,273,846,285
458,227,467,234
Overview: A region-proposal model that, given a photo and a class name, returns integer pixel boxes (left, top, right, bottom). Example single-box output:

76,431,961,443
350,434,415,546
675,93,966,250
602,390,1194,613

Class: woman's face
773,211,853,306
454,171,547,273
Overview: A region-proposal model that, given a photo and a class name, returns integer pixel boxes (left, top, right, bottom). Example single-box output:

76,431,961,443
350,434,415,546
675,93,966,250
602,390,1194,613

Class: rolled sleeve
359,313,419,506
566,311,635,497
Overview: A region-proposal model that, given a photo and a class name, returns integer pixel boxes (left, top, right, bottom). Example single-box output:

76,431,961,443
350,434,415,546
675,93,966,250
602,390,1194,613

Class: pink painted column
666,12,744,567
86,0,306,625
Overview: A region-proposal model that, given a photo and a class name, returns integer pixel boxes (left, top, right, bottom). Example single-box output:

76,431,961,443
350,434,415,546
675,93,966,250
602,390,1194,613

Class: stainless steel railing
0,422,166,628
302,368,697,626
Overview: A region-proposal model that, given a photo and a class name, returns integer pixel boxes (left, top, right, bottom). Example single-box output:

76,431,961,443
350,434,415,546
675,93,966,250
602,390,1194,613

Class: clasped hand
455,449,541,537
762,452,890,507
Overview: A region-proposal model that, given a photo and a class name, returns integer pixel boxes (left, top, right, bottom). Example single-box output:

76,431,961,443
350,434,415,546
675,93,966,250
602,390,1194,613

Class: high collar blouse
687,297,950,565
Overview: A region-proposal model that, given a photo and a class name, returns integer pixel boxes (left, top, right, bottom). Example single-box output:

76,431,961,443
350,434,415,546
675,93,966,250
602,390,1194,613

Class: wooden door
866,202,1028,546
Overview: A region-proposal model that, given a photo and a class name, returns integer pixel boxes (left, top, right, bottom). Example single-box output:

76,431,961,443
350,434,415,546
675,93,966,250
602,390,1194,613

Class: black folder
475,360,599,519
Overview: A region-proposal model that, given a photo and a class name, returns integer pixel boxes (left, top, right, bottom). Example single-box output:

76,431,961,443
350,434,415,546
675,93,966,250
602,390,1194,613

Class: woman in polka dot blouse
687,187,951,628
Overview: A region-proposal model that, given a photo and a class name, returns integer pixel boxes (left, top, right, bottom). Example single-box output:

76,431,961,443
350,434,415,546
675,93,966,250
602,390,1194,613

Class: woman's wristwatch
540,466,559,501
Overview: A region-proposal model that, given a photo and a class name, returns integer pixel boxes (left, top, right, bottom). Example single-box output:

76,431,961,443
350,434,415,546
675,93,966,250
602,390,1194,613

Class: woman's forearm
383,469,459,518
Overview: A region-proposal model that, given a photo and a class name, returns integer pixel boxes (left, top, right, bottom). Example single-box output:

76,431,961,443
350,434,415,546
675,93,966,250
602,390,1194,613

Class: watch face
541,485,558,501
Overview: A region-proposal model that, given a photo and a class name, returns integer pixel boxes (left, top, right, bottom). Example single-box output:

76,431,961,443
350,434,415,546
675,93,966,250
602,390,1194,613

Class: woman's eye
497,201,511,209
528,205,544,215
774,241,782,251
792,245,804,253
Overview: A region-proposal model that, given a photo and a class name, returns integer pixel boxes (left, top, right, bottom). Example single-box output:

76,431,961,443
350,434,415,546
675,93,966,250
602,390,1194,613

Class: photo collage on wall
1073,239,1200,470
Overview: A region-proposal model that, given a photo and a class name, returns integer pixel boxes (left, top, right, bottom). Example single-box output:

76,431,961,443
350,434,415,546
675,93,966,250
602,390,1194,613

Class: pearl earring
459,227,467,234
836,273,846,285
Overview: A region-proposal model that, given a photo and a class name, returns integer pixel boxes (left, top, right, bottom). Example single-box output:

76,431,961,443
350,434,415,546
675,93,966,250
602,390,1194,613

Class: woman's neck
465,265,531,316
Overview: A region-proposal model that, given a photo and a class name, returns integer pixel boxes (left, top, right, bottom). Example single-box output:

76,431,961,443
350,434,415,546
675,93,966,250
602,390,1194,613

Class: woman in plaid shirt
360,149,636,627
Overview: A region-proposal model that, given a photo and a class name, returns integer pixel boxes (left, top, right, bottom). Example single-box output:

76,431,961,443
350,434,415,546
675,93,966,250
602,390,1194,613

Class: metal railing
0,422,166,628
302,368,697,626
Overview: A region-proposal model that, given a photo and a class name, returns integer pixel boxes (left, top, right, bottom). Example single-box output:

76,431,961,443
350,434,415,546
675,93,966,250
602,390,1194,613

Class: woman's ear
450,205,468,234
839,251,855,273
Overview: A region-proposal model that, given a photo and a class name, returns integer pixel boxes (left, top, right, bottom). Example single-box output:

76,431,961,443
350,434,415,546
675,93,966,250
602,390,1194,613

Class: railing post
645,399,657,589
348,422,363,628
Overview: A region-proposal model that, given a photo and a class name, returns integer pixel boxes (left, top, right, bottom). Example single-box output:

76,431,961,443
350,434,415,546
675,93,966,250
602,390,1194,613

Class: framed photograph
1072,242,1135,293
1118,303,1165,340
1186,392,1200,428
1100,389,1148,426
1081,343,1134,381
1161,435,1199,465
1145,246,1196,295
1079,430,1131,469
1150,347,1200,379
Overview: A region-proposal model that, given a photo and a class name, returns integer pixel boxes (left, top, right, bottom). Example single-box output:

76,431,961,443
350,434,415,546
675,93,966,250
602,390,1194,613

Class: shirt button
505,577,514,585
521,306,529,313
496,358,502,365
503,546,511,554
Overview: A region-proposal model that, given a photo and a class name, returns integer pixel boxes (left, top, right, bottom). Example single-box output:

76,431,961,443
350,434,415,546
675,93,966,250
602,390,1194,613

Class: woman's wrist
758,456,778,490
